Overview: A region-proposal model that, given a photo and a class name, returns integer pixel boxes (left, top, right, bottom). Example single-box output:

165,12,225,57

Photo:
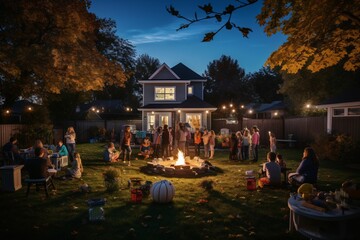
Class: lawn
1,143,359,240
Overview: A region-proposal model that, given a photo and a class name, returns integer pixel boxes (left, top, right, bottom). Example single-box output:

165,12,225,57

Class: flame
175,150,185,166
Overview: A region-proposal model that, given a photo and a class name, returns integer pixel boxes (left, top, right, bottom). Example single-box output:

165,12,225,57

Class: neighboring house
138,63,217,132
2,99,40,123
316,88,360,134
245,100,286,119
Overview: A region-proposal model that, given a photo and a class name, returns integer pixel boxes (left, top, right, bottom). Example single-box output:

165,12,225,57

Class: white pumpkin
150,180,175,203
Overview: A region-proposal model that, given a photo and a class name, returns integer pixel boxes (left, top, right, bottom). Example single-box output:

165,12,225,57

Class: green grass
1,143,359,240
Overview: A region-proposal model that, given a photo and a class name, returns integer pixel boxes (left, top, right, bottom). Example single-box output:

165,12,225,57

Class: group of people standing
228,126,261,162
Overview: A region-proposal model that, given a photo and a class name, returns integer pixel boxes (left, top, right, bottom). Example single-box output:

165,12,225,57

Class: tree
168,0,360,73
203,55,252,107
0,0,126,107
135,54,161,80
246,66,283,103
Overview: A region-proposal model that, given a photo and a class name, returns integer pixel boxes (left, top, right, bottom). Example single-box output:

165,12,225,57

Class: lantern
150,180,175,203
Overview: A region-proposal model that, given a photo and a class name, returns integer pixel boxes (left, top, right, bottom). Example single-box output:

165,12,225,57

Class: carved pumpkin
150,180,175,203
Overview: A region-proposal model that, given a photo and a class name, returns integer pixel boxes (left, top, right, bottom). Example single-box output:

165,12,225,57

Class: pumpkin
150,180,175,203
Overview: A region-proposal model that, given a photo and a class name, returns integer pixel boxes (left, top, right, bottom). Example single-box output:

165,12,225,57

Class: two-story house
138,63,216,132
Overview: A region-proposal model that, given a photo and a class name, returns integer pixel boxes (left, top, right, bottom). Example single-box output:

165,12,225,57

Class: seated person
103,142,120,163
66,152,83,179
276,154,286,168
2,136,23,164
56,140,68,157
138,137,152,160
25,147,55,179
288,147,319,186
258,152,281,188
27,139,49,159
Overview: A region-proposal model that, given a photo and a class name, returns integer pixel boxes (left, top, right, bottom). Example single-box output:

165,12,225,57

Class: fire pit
139,150,219,178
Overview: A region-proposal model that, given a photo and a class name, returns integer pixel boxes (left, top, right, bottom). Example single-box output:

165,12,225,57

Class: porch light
27,107,32,111
274,112,278,116
205,110,209,114
151,111,154,114
178,110,181,113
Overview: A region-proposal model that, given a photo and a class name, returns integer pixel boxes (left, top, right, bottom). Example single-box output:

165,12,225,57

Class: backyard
1,143,359,240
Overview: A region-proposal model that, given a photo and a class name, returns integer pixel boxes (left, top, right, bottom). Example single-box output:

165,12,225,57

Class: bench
25,176,56,197
277,139,297,148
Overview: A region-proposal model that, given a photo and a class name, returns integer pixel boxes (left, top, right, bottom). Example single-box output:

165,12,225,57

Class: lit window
348,107,360,116
186,113,202,131
187,86,193,95
155,87,175,101
333,109,345,116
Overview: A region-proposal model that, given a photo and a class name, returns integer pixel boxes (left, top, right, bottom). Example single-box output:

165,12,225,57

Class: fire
175,150,185,166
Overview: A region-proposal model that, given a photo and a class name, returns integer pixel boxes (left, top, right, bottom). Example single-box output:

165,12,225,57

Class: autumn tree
168,0,360,73
0,0,126,108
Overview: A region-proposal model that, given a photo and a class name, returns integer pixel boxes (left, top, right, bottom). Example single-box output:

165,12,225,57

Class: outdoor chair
25,176,56,197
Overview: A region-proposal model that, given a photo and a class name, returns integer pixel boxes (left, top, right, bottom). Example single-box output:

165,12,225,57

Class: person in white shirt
258,152,281,188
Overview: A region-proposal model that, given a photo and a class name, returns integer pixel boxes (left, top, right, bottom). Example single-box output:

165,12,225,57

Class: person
121,125,132,166
25,147,55,179
276,154,286,168
161,124,170,159
229,132,238,160
202,129,210,158
138,137,152,160
185,124,192,156
193,128,202,157
66,152,83,179
269,131,277,153
236,131,243,161
153,126,162,158
64,126,76,162
258,152,282,188
56,140,68,157
288,147,319,186
251,126,260,162
2,136,23,165
241,129,251,160
168,126,174,156
176,123,188,155
209,130,216,159
103,142,120,163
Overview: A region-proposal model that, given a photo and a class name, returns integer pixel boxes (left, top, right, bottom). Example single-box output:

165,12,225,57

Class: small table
288,196,360,240
0,165,24,191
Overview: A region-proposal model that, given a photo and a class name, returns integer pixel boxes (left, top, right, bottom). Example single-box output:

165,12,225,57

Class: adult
229,132,238,160
2,136,22,165
103,142,120,163
258,152,281,188
288,147,319,186
176,123,188,155
201,129,210,158
251,126,260,162
153,126,162,158
121,125,132,166
209,130,216,159
161,124,170,159
64,126,76,162
241,129,251,160
56,140,68,157
25,147,55,179
236,131,243,161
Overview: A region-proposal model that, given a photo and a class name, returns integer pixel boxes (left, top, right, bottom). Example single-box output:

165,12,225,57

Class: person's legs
253,145,259,162
204,144,209,158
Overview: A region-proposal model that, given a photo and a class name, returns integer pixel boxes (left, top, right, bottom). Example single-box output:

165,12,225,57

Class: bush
103,167,121,192
312,133,360,163
15,124,54,148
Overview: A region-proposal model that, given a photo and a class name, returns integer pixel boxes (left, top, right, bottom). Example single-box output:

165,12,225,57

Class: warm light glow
248,109,253,114
126,107,130,111
232,109,235,113
96,109,100,113
92,107,96,112
205,110,209,114
274,112,278,116
241,105,244,109
222,105,226,109
306,104,311,108
229,104,233,107
28,107,32,111
178,110,181,113
151,111,154,114
5,110,10,114
175,150,185,166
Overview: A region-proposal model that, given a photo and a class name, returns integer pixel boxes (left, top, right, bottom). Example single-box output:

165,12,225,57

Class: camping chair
25,176,56,197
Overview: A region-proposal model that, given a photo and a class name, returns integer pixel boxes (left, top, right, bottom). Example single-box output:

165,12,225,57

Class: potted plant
103,167,121,192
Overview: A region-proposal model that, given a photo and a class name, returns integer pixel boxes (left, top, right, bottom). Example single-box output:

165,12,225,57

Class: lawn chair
25,176,56,197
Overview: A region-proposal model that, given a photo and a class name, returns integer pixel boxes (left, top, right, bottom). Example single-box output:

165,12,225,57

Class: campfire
140,150,218,178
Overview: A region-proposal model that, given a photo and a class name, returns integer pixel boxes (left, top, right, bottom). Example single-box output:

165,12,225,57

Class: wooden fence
1,116,359,147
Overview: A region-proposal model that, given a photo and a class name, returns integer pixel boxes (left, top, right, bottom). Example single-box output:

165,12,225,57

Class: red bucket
246,177,256,191
131,188,143,203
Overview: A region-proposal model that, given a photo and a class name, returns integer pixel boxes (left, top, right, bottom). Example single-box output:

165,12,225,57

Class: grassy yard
1,143,359,240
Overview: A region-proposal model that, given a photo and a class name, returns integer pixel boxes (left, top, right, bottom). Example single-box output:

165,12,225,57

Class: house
316,88,360,134
138,63,216,132
245,100,286,119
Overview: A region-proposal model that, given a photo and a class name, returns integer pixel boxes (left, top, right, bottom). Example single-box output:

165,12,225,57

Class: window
155,87,175,101
333,109,344,116
187,86,193,95
186,113,202,131
348,107,360,116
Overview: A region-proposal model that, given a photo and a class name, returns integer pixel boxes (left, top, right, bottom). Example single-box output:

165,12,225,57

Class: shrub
15,123,54,148
312,133,360,163
103,167,121,192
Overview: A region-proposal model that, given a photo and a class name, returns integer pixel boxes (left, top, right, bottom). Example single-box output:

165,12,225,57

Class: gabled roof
139,95,216,110
171,63,205,80
148,63,180,80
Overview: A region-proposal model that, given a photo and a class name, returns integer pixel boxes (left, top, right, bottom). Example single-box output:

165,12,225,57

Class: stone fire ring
139,157,221,178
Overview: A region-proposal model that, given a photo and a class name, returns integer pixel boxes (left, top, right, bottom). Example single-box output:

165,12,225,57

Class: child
258,152,281,188
276,154,286,168
66,152,83,179
269,131,277,153
104,142,120,163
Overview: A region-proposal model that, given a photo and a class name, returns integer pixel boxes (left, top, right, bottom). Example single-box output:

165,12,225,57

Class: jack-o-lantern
150,180,175,203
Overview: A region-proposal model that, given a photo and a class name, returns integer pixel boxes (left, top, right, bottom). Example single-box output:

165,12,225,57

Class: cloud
127,22,213,45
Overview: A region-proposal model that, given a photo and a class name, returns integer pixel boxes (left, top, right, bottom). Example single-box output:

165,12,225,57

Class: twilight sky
90,0,287,75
